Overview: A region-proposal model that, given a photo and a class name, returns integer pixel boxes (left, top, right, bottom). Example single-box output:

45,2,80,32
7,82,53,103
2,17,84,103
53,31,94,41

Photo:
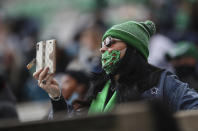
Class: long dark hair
86,45,164,104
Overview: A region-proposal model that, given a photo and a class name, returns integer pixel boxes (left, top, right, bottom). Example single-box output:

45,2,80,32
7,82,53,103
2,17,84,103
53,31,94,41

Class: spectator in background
166,42,198,91
67,21,105,74
1,16,41,102
148,34,175,72
48,70,90,119
60,70,90,110
55,45,71,73
0,74,18,120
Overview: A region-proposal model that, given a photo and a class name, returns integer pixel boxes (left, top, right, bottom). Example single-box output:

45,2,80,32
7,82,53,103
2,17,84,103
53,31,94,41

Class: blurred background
0,0,198,123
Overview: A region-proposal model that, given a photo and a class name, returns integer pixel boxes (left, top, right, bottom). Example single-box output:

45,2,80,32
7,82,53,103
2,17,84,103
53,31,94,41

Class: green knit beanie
102,20,156,59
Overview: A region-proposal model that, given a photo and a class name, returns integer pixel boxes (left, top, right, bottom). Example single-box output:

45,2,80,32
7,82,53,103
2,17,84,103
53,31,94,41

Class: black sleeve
51,95,68,112
48,95,68,120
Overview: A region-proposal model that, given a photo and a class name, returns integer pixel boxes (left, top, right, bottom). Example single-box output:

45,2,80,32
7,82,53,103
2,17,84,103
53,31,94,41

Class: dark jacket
49,70,198,118
142,70,198,112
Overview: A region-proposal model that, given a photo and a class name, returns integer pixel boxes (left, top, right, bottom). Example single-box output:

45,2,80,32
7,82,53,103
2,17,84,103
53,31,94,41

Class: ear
120,48,127,59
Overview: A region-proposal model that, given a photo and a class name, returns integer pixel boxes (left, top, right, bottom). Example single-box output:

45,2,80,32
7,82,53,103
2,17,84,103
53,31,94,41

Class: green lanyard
88,80,117,115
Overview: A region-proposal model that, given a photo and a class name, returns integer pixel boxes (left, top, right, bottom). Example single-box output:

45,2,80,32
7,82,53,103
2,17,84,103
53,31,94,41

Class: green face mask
101,50,121,74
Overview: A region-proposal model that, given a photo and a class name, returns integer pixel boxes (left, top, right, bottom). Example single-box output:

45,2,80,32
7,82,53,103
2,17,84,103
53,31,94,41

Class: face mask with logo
66,92,79,106
101,50,121,74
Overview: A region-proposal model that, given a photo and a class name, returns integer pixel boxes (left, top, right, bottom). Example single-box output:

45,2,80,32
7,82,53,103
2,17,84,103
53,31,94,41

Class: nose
100,46,108,53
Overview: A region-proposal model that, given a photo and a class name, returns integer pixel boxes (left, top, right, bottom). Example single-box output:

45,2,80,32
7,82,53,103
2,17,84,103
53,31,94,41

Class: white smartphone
36,39,56,73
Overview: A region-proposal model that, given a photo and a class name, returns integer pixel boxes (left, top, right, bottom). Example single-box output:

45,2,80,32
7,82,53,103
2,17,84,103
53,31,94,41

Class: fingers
34,67,60,97
33,68,43,80
51,78,58,85
45,74,54,85
40,82,60,98
38,73,49,86
38,67,49,83
38,73,55,87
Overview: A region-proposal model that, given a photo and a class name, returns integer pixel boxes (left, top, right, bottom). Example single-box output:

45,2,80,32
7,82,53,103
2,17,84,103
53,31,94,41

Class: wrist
49,89,61,101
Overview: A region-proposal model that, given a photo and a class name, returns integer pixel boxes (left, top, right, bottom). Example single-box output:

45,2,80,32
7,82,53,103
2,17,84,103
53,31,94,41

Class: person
60,70,90,109
48,70,90,119
33,20,198,117
165,41,198,91
0,74,18,120
66,23,103,74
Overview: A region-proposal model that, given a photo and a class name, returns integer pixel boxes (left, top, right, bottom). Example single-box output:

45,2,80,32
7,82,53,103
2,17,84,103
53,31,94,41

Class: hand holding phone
30,39,60,99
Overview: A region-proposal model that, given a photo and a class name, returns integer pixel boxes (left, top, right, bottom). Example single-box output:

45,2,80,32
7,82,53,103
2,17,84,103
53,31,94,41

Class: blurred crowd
0,0,198,121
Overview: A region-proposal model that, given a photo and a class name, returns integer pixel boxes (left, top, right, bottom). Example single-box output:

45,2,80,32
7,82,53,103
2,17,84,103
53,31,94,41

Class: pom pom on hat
140,20,156,37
